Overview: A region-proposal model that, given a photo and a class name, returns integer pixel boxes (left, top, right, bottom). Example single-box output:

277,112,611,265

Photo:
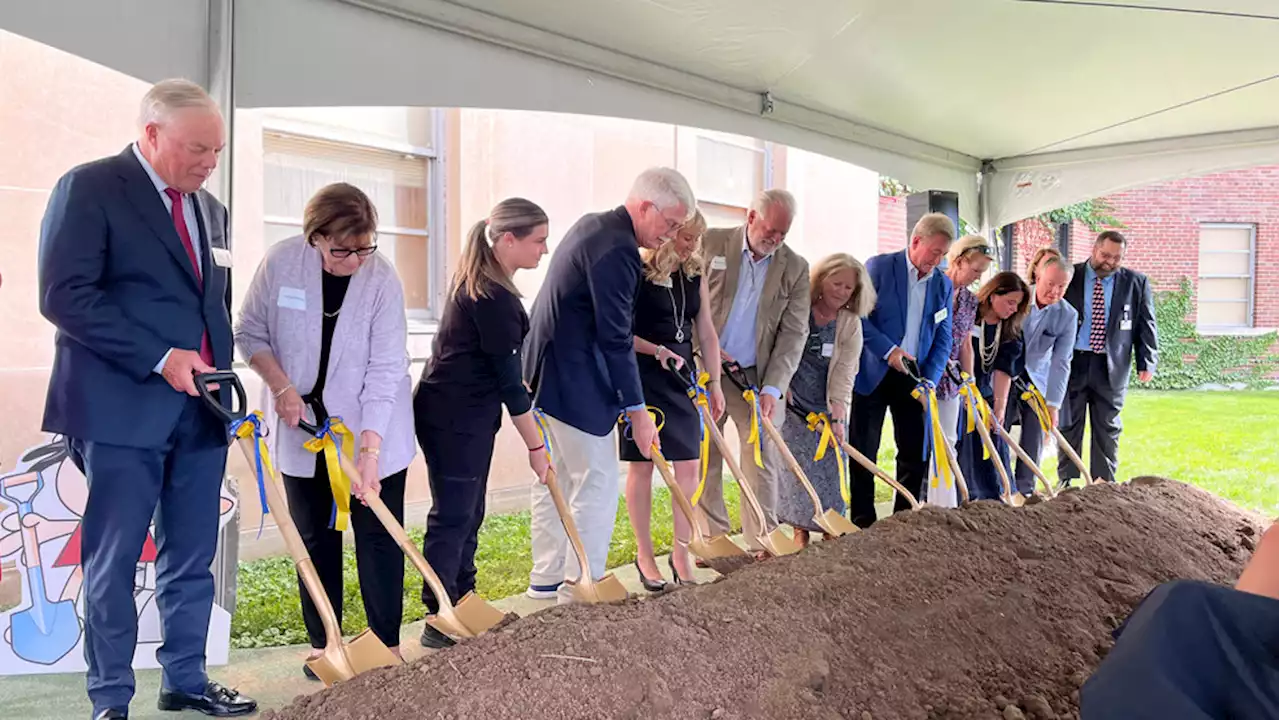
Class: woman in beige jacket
776,253,875,547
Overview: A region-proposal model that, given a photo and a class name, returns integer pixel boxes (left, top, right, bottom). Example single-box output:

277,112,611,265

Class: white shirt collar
741,227,774,264
131,142,174,197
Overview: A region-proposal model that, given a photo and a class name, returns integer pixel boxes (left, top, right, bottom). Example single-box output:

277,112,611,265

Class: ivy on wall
1136,278,1278,390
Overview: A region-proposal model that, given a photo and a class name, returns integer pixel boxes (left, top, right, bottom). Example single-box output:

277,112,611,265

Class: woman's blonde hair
451,197,548,300
641,209,706,283
809,253,876,317
946,234,993,268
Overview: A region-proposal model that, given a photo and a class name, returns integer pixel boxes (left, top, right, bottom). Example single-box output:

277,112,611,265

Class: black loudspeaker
905,190,960,244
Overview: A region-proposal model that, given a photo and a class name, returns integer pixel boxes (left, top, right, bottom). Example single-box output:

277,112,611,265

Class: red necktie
164,188,214,366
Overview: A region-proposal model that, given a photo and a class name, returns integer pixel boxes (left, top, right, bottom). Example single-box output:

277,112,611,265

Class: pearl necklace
978,319,1001,371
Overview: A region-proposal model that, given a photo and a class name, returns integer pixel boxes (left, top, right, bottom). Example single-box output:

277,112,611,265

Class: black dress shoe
158,681,257,716
420,623,457,649
634,560,668,592
94,710,127,720
667,555,696,586
302,663,320,681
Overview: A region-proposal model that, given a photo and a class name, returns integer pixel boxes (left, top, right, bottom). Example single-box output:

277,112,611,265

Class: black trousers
1059,351,1125,484
1005,393,1044,496
282,456,406,649
418,429,494,614
849,371,926,527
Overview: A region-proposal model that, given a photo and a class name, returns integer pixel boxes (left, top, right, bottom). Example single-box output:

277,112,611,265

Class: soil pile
267,479,1264,720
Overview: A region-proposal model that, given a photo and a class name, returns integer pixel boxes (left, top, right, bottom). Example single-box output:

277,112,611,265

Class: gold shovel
835,438,923,510
1013,378,1104,486
991,423,1057,499
971,411,1018,505
313,434,506,639
545,467,629,603
195,373,399,686
760,416,859,537
703,416,802,557
651,448,747,561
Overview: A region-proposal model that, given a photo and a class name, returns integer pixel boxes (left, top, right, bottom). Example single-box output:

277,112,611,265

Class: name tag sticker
934,308,948,324
277,286,307,311
709,255,727,271
821,342,835,358
1120,320,1133,331
211,247,233,268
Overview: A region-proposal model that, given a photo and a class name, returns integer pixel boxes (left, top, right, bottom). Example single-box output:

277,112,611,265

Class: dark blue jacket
856,250,954,393
523,206,644,436
38,146,233,448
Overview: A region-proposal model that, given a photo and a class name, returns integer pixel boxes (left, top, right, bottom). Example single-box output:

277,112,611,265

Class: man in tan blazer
698,189,810,553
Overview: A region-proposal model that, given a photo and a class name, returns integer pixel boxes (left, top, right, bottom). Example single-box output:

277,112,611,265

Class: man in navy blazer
522,167,695,602
37,80,255,719
850,213,955,527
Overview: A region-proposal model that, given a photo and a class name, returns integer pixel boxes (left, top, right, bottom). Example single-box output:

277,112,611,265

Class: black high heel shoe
635,560,668,592
668,554,696,586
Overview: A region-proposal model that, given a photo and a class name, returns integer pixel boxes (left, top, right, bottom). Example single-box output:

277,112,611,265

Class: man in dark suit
522,167,694,602
38,79,255,719
1060,230,1158,485
851,213,955,526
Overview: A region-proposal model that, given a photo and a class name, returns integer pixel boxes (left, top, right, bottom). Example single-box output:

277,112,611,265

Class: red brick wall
877,195,906,254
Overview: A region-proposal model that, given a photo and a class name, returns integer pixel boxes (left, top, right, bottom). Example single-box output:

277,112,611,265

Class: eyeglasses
328,244,378,259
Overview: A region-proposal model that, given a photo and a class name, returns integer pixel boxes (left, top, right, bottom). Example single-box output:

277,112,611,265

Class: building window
686,130,767,229
1196,223,1256,331
262,132,435,317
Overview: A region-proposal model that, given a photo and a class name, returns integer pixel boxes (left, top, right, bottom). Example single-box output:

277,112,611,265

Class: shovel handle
543,467,596,587
1052,427,1098,484
836,438,921,509
232,436,345,651
972,418,1015,504
699,405,770,535
195,371,246,424
650,449,707,545
759,417,825,519
992,423,1056,498
941,435,970,504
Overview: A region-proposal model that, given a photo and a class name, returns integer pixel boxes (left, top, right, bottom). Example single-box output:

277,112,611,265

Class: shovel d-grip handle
195,371,246,424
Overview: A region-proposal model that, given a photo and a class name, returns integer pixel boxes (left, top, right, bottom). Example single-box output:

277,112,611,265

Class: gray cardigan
234,235,415,478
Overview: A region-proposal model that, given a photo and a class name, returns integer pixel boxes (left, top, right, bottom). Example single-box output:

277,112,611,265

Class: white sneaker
525,583,561,600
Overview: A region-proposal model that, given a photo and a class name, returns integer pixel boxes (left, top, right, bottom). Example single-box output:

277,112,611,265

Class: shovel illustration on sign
0,444,82,665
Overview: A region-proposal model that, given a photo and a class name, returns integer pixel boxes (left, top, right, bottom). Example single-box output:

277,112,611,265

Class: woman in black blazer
412,198,551,648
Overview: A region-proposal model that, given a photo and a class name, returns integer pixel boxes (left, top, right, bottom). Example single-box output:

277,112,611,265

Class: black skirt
619,341,701,462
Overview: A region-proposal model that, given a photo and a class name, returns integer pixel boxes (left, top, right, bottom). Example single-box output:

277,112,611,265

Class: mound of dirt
267,480,1264,720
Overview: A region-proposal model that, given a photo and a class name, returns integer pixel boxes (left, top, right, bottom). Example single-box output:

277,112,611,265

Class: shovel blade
9,599,82,665
427,592,506,638
689,534,748,561
568,573,630,604
1009,493,1026,507
345,628,401,675
305,648,356,687
761,528,803,556
816,509,860,537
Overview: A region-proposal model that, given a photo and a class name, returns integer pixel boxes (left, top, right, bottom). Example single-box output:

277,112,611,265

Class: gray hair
751,188,797,220
1039,253,1075,279
628,167,696,220
911,212,956,243
138,78,220,130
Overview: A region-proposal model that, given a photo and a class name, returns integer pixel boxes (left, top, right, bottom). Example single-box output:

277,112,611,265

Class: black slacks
1059,351,1125,484
417,428,495,614
1005,393,1045,496
849,370,926,528
282,456,406,649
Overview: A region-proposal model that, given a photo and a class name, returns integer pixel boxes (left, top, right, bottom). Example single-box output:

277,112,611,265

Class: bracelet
272,383,293,399
654,344,666,360
527,444,545,453
359,447,380,457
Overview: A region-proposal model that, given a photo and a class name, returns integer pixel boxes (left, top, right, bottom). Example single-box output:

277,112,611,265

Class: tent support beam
206,0,235,207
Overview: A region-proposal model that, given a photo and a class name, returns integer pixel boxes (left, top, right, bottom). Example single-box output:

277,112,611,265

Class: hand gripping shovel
1,464,82,665
195,372,399,685
715,362,803,557
1012,378,1102,486
296,405,505,639
762,408,859,537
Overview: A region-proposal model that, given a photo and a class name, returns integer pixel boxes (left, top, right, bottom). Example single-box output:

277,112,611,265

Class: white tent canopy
4,0,1276,228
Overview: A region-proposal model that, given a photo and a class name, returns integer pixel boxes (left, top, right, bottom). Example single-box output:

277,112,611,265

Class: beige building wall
1,28,888,533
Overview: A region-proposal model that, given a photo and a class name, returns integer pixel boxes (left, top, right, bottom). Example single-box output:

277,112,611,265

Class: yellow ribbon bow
1020,382,1054,435
807,411,850,504
685,371,714,505
958,373,992,460
302,417,355,532
742,388,765,469
911,382,955,490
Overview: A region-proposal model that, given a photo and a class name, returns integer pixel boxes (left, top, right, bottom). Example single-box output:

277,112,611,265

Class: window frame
1195,222,1257,333
259,112,447,327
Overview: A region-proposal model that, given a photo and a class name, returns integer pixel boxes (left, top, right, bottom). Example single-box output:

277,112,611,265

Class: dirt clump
266,479,1263,720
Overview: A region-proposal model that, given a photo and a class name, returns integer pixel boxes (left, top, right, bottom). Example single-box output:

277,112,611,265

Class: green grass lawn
230,390,1277,648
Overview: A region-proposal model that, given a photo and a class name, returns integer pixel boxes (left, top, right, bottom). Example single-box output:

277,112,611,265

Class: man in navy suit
38,79,255,719
850,213,955,527
522,167,694,602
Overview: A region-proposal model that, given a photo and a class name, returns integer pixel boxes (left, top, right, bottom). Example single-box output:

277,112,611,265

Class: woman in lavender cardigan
235,183,414,675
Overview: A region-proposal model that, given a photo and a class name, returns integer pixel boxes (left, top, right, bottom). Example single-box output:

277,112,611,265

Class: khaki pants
696,366,787,551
